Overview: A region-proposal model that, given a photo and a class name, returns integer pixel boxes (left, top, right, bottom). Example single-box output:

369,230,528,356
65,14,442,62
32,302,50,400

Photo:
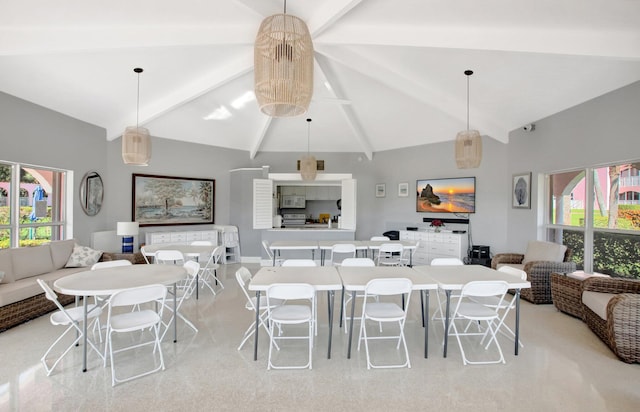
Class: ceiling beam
315,53,374,160
249,115,273,159
307,0,364,38
315,45,509,143
316,26,640,60
106,52,254,140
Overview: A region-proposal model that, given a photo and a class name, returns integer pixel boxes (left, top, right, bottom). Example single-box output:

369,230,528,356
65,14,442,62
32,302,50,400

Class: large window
0,162,69,249
546,162,640,279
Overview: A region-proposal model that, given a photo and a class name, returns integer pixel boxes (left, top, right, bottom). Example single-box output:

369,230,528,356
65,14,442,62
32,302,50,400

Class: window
0,162,69,249
546,162,640,279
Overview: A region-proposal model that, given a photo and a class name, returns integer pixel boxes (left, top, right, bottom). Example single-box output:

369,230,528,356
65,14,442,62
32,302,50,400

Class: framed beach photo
132,173,215,226
375,183,386,198
398,182,409,197
512,172,531,209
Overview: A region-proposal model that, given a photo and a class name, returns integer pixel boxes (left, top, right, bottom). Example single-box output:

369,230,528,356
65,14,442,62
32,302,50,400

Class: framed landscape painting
132,173,215,226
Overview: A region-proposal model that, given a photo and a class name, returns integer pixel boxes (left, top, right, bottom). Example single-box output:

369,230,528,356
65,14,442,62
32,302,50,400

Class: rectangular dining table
248,266,343,361
412,264,531,357
54,264,187,372
337,265,438,359
268,240,319,266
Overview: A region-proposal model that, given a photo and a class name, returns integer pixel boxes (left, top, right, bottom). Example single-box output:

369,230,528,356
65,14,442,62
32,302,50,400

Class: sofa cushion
582,291,616,320
0,267,85,307
496,263,524,271
65,244,103,268
523,241,567,264
49,239,76,269
11,245,54,281
0,248,14,284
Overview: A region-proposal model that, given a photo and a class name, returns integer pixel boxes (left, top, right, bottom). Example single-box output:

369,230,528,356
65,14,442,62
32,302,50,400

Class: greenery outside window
546,161,640,279
0,162,69,249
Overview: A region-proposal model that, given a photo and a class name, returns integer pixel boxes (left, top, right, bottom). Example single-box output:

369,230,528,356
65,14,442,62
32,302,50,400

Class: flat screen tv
416,177,476,213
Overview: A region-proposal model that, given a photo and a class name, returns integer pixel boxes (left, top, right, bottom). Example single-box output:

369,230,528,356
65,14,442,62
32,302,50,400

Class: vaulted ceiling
1,0,639,160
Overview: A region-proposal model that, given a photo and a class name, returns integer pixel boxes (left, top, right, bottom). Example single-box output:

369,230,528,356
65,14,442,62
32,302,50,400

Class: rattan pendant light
122,68,151,166
300,118,317,181
455,70,482,169
254,0,313,117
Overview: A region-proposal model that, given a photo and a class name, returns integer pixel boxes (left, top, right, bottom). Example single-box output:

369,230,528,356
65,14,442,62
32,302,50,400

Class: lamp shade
116,221,139,237
455,130,482,169
122,126,151,166
254,13,314,117
299,154,317,181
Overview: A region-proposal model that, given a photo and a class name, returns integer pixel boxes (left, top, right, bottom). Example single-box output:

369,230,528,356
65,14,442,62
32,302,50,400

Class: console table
399,230,468,265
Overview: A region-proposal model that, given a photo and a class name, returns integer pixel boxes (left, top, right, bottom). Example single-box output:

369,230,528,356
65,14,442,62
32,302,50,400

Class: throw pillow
522,241,567,264
65,244,103,268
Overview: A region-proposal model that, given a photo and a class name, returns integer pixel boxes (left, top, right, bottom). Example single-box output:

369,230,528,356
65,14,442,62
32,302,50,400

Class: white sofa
0,240,144,331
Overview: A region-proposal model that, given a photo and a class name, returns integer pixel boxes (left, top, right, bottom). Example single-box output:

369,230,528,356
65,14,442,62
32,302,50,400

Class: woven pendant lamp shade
122,126,151,166
122,67,151,166
455,69,482,169
455,130,482,169
300,118,317,181
254,13,314,117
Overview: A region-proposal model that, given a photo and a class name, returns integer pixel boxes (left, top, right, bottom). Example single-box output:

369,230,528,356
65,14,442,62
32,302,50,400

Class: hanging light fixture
254,0,314,117
455,69,482,169
300,118,317,181
122,67,151,166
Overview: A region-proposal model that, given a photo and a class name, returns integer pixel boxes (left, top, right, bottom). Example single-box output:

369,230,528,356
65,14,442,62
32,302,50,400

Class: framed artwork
398,182,409,197
512,172,531,209
132,173,215,226
375,183,386,198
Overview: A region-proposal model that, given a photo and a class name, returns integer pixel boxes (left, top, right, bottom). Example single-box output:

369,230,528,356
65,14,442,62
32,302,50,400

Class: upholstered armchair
491,240,576,304
582,277,640,363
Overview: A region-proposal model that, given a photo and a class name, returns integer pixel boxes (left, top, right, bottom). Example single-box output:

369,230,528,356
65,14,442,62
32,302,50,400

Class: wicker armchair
491,248,575,304
582,277,640,363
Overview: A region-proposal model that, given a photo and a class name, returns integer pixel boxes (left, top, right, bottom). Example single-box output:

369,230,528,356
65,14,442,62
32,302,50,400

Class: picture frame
398,182,409,197
132,173,215,226
375,183,386,198
512,172,532,209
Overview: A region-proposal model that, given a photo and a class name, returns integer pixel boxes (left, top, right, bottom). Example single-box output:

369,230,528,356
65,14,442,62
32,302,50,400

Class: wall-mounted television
416,177,476,213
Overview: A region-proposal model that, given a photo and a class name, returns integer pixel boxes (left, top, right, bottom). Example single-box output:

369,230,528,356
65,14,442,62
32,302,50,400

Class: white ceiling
1,0,639,159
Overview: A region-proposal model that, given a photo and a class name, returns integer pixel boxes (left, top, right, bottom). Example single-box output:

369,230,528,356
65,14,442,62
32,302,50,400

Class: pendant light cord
134,67,144,131
464,69,473,132
306,118,312,155
284,0,287,14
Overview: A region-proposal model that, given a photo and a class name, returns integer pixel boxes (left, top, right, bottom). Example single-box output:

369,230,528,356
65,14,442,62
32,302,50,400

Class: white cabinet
145,230,219,246
280,186,306,196
305,186,341,200
400,230,468,265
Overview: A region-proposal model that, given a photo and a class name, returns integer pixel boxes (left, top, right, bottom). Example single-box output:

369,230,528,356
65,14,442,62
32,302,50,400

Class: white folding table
268,240,319,266
412,264,531,357
248,266,342,361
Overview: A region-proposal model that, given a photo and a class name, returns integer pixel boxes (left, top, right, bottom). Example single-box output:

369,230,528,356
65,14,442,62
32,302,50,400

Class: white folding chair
104,284,167,386
281,259,317,267
376,243,404,266
37,279,104,376
159,261,199,341
472,266,527,349
400,241,419,267
430,257,465,325
154,250,185,266
190,240,214,263
448,280,509,365
90,259,134,339
357,278,413,369
198,245,225,294
329,243,356,266
266,283,315,370
340,258,378,333
235,267,282,350
262,240,284,266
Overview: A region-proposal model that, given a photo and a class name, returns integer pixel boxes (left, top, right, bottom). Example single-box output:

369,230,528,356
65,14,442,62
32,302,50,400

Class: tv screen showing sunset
416,177,476,213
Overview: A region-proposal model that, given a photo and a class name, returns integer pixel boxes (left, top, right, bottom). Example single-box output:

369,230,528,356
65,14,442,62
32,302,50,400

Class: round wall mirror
79,171,104,216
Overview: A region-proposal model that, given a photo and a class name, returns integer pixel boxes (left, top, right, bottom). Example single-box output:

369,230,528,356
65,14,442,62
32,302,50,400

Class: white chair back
109,284,167,308
431,257,464,266
341,258,375,267
370,236,390,241
91,260,132,270
154,250,185,265
498,265,527,280
365,277,412,296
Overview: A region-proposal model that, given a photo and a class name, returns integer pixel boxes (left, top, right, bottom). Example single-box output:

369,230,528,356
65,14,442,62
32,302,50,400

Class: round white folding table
54,264,187,372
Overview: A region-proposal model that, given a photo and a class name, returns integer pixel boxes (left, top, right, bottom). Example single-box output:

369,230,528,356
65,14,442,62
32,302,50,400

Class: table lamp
116,222,139,253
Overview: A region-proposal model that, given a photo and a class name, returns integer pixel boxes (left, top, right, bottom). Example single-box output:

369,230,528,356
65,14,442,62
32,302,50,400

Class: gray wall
505,80,640,253
3,80,638,259
0,91,107,246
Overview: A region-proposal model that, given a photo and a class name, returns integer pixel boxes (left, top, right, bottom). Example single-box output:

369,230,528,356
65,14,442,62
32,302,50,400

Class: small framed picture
512,172,532,209
398,182,409,197
375,183,386,198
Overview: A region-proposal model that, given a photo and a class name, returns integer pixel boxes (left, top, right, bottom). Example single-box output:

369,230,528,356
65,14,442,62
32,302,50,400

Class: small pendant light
299,118,317,181
455,69,482,169
122,67,152,166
